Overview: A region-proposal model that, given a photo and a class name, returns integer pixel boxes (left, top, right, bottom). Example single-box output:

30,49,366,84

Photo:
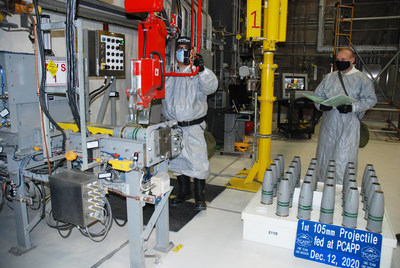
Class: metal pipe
83,30,90,121
370,107,400,112
317,0,326,51
319,45,398,54
389,49,399,122
165,0,201,77
353,16,400,21
96,77,113,124
76,19,90,170
369,129,397,134
352,28,399,32
252,90,258,166
232,0,237,71
351,44,390,102
316,0,398,53
372,50,400,83
354,1,399,5
219,44,224,80
39,0,141,29
111,81,116,126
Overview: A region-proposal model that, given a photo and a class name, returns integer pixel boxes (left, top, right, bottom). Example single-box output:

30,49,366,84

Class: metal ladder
333,0,355,55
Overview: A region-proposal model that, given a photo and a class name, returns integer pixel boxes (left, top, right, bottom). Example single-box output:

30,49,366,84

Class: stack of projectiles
261,156,385,233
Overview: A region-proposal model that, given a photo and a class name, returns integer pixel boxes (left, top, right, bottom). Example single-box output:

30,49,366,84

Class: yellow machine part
58,122,114,135
228,0,288,192
234,135,252,153
65,150,78,161
246,0,262,40
108,158,133,171
225,168,262,192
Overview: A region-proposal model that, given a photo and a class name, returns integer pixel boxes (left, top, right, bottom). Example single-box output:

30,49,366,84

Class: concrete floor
0,126,399,268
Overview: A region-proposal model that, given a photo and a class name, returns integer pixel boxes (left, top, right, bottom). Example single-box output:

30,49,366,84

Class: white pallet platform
242,183,397,268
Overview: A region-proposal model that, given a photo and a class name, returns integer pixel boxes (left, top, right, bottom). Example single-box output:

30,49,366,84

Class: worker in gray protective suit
314,48,377,184
162,36,218,210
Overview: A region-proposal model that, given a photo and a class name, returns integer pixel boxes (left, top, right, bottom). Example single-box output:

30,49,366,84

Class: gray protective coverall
162,66,218,179
315,67,377,184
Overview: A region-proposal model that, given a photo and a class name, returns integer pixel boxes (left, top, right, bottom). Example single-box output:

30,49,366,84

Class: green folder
303,93,356,107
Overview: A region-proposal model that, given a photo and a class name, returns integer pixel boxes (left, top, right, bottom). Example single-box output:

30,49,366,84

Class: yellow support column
256,52,276,182
255,0,281,182
226,0,287,192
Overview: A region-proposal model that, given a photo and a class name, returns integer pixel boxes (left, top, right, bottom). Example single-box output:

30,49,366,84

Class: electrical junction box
0,52,72,151
150,172,170,197
154,126,172,158
49,170,103,227
125,0,163,13
214,91,228,109
87,30,125,78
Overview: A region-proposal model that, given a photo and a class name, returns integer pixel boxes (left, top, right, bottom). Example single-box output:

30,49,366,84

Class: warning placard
46,60,67,86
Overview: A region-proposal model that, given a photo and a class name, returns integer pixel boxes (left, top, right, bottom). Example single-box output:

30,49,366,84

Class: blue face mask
176,49,185,62
176,48,190,64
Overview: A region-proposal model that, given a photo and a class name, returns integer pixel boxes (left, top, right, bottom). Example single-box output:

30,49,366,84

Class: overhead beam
39,0,143,29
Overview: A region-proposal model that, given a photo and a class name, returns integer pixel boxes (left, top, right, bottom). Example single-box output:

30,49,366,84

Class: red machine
133,12,168,108
125,0,163,13
125,1,168,108
125,0,202,109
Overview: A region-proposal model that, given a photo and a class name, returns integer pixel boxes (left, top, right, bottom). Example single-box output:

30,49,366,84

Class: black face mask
336,61,351,71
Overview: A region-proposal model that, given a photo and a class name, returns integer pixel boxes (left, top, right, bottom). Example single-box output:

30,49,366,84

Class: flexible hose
32,0,67,151
165,0,201,77
141,23,147,58
150,51,165,91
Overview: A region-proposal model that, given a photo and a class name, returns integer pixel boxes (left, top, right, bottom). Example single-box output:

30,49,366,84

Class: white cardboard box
242,183,397,267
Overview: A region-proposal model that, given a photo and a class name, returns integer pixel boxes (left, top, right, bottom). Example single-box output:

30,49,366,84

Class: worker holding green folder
313,48,377,184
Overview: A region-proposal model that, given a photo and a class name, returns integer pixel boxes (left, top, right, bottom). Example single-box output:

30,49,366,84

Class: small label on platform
98,172,112,179
87,140,99,149
294,219,382,268
0,108,9,118
109,91,119,97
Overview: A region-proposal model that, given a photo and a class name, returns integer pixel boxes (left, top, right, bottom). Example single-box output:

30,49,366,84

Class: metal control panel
49,170,105,227
0,52,72,150
87,30,125,78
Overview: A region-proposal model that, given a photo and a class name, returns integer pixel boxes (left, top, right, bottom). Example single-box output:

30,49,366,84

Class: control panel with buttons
87,30,125,78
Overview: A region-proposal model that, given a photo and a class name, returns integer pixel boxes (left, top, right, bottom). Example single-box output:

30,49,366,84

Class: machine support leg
154,195,174,252
6,153,35,254
13,192,31,248
153,161,173,252
8,173,34,255
126,170,145,268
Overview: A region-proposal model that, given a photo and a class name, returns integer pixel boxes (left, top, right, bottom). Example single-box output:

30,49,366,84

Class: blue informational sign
294,220,382,268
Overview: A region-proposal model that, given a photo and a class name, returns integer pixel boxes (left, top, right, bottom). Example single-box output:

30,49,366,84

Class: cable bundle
33,0,67,152
65,0,82,132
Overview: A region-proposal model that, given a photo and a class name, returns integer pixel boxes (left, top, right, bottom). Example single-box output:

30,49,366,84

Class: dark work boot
194,178,207,210
170,175,192,205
